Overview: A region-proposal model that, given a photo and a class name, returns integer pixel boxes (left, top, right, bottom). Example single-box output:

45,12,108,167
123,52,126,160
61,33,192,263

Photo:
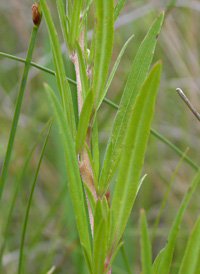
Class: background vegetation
0,0,200,273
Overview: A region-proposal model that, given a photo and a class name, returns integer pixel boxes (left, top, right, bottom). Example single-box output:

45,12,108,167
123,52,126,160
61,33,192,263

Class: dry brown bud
32,4,40,26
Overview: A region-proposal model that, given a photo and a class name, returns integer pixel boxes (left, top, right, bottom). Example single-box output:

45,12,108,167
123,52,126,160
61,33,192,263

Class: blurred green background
0,0,200,273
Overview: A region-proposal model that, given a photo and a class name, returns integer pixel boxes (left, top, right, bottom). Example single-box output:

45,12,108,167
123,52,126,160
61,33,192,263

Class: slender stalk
176,88,200,122
0,52,76,86
18,119,53,274
0,54,198,171
0,23,40,202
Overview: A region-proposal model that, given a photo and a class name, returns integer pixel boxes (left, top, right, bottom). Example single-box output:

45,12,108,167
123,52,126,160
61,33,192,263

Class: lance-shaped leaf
40,0,76,138
178,215,200,274
56,0,69,49
44,83,92,268
92,0,114,107
140,209,152,274
99,12,164,195
93,219,107,274
68,0,83,49
76,90,94,153
110,61,162,247
114,0,126,21
155,170,200,274
96,34,134,111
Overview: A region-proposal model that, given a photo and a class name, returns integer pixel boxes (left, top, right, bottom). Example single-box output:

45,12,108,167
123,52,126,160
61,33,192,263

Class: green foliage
2,1,200,274
99,12,164,195
110,61,162,247
178,215,200,274
44,83,92,268
40,0,76,137
92,0,114,107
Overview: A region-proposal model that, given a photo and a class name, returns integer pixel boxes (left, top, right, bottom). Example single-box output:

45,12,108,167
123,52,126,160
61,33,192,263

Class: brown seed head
32,4,40,26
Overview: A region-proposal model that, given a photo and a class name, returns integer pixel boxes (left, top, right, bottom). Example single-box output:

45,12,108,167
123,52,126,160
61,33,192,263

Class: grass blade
44,83,92,267
114,0,126,21
68,0,83,49
0,22,40,202
99,12,164,194
40,0,76,137
56,0,69,48
93,219,107,274
110,61,162,247
140,209,152,274
92,0,114,107
155,170,200,274
178,215,200,274
96,34,134,111
18,119,53,274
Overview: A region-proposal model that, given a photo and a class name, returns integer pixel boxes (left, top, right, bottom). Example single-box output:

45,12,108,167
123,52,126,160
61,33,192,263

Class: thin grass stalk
0,18,41,202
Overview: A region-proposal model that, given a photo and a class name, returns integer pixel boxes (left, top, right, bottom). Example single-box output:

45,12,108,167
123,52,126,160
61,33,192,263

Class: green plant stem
0,53,198,171
18,119,53,274
0,24,40,202
0,116,53,272
0,52,76,86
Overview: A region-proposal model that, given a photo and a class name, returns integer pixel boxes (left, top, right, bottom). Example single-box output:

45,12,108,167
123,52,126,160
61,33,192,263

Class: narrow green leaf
68,0,83,49
93,199,103,237
92,0,114,107
82,244,93,274
56,0,69,48
156,170,200,274
110,61,162,247
99,12,164,195
40,0,76,137
44,83,92,266
136,174,147,196
75,40,89,100
84,142,98,189
96,34,134,111
178,215,200,274
140,209,152,274
193,248,200,274
114,0,126,21
101,196,109,218
152,249,165,274
76,90,94,153
18,119,53,274
93,220,107,274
